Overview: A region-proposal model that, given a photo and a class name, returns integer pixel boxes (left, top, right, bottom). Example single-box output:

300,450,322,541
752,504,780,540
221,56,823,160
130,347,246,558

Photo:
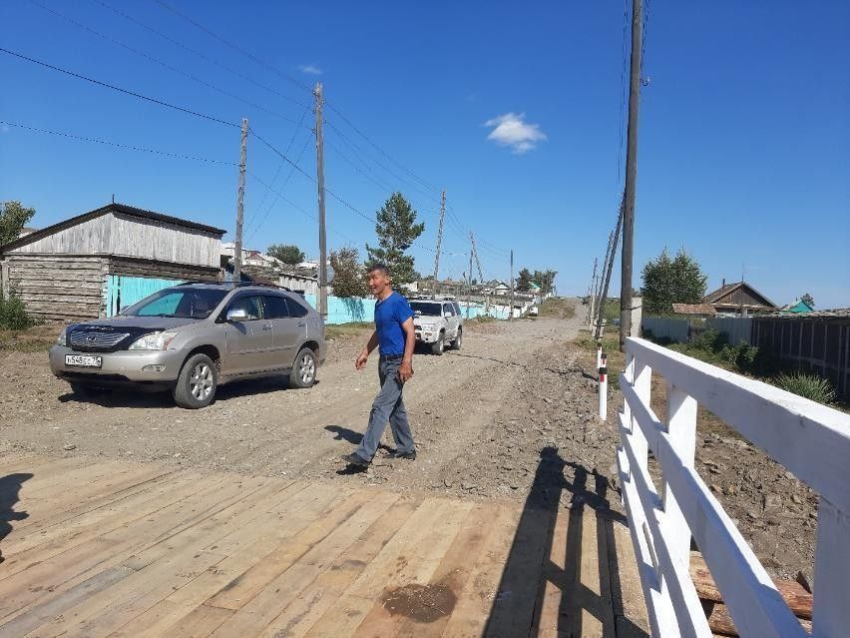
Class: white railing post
599,353,608,421
664,381,697,569
812,498,850,637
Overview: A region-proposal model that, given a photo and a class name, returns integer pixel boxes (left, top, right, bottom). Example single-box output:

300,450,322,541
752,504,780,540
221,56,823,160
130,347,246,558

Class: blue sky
1,1,848,308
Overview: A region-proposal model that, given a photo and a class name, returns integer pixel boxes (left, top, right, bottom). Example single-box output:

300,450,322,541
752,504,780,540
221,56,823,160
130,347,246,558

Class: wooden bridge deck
0,454,648,637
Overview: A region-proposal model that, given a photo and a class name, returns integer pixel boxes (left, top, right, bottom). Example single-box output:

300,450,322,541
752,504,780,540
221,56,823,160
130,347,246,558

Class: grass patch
539,297,576,319
325,322,373,341
0,323,60,353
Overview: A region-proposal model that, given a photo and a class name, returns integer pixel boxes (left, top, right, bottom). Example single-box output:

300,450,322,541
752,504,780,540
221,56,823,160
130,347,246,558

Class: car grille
69,331,131,351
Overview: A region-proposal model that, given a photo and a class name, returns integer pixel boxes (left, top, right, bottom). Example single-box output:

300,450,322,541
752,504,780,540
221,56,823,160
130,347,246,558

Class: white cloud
483,112,547,154
298,63,323,76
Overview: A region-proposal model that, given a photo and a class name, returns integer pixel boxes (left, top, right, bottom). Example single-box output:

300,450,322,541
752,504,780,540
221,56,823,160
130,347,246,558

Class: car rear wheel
173,353,218,409
431,333,445,356
451,328,463,351
290,347,317,388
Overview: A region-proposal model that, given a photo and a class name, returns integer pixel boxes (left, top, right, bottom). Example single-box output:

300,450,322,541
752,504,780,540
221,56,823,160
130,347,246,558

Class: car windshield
410,302,443,317
121,288,228,319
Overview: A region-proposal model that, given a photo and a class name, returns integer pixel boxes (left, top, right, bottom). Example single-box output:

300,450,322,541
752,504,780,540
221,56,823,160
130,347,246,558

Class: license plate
65,354,103,368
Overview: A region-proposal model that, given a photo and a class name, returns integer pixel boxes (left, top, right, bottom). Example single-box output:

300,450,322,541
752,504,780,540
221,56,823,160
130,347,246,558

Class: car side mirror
226,308,249,322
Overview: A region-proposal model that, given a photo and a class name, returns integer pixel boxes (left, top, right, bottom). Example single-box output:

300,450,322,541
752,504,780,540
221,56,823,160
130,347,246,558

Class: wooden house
703,280,778,316
0,203,226,321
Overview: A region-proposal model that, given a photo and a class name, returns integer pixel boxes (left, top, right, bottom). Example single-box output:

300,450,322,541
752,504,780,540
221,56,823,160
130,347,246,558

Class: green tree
801,293,815,308
533,269,558,295
330,246,368,298
516,268,533,292
365,192,425,286
641,248,708,315
267,244,305,265
0,201,36,247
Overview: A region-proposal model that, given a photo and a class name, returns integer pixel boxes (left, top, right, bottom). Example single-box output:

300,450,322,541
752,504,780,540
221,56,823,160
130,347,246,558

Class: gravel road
0,303,817,582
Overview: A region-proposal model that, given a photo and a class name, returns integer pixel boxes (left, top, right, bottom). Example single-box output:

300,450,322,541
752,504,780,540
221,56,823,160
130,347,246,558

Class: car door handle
262,324,273,331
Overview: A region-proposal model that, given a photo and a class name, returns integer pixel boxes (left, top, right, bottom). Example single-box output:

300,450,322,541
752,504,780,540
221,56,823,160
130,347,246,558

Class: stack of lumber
689,551,813,636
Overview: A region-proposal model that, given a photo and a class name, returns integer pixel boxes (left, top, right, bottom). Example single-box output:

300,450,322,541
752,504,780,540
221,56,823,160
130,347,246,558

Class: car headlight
129,331,178,351
56,327,68,346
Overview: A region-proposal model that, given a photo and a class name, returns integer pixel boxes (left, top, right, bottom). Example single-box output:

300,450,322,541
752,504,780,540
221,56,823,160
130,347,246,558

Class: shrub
774,371,836,405
0,288,36,330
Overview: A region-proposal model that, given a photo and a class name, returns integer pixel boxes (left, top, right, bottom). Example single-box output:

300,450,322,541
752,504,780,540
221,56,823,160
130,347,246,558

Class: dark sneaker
389,450,417,461
341,452,370,467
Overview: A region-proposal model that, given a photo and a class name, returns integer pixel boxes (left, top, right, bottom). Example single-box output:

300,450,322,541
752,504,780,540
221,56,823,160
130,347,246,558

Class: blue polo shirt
374,292,414,356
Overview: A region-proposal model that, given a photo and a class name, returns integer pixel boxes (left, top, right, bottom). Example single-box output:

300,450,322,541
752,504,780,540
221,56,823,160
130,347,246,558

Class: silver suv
49,283,326,408
410,299,463,355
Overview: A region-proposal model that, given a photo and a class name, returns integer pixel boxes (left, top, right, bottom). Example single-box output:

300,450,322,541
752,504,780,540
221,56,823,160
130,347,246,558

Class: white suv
410,299,463,355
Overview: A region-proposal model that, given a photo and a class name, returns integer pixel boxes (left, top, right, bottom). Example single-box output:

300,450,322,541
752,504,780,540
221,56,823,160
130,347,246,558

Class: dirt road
0,311,614,505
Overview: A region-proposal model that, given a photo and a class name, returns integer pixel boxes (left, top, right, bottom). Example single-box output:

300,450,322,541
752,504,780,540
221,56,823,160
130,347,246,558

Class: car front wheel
290,347,317,388
431,333,445,356
173,353,218,409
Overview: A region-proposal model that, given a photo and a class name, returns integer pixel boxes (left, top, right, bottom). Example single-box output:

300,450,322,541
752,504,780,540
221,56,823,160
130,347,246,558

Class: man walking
342,263,417,468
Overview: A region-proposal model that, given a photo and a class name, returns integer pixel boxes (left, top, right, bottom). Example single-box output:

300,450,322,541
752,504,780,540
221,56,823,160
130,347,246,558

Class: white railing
617,337,850,638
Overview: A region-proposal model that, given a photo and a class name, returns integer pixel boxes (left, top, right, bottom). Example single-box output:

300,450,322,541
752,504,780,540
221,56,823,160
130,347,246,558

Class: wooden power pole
234,117,248,282
620,0,643,350
314,82,328,318
588,257,598,326
466,237,474,319
510,249,515,322
432,190,446,298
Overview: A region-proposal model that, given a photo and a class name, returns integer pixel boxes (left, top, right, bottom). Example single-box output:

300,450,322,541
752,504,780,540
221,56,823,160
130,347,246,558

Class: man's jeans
355,357,415,461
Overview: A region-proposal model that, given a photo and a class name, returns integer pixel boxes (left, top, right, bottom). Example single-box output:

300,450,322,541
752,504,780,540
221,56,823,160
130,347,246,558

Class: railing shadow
484,446,648,637
0,472,33,564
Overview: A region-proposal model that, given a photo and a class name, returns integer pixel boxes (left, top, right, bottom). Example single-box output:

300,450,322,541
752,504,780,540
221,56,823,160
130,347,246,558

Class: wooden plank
0,470,210,580
346,499,475,638
18,476,282,637
303,498,469,637
160,603,233,638
483,505,554,637
209,490,400,637
204,486,370,612
689,551,812,620
704,601,812,637
116,482,339,638
0,472,232,621
6,464,175,542
258,495,424,638
0,566,136,638
607,518,651,638
531,501,571,638
439,505,522,638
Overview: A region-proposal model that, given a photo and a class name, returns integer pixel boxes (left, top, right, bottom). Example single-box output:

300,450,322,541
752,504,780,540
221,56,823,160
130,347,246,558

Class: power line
0,120,236,165
151,0,312,94
27,0,304,126
253,105,311,219
92,0,309,109
0,46,238,128
246,130,313,241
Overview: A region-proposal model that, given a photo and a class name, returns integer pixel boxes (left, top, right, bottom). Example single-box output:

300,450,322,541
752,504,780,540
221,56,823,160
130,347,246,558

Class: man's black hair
367,263,391,277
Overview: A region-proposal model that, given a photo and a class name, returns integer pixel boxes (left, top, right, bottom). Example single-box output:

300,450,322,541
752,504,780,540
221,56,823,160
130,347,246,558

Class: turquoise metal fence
105,276,183,317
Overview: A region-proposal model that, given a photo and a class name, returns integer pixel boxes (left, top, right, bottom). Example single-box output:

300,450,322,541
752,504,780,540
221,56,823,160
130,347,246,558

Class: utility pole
597,198,625,340
620,0,643,350
466,239,474,319
588,257,598,326
432,190,446,298
233,117,248,283
509,249,515,322
470,233,487,313
314,82,328,318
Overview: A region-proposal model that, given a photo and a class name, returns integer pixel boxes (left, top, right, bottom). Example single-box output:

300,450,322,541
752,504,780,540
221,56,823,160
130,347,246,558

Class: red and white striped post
598,353,608,421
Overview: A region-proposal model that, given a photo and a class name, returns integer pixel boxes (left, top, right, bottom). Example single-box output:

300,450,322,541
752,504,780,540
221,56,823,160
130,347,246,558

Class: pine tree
365,193,425,286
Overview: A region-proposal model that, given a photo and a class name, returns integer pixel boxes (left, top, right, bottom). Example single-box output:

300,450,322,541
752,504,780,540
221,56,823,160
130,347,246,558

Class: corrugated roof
672,303,717,316
1,202,226,253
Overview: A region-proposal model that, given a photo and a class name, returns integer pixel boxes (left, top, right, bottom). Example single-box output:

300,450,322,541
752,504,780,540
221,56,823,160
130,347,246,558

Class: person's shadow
1,473,33,563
